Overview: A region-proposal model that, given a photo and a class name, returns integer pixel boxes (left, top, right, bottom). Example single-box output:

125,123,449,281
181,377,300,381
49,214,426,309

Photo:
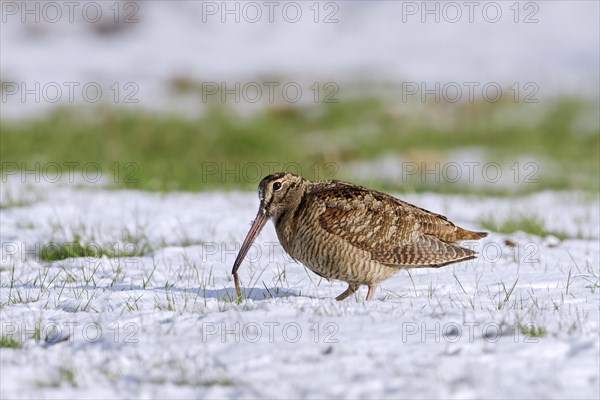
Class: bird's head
257,172,306,220
231,172,306,278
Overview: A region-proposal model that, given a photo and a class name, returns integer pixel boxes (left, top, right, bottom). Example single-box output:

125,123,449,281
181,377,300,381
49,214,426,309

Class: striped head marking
258,172,306,219
232,172,306,277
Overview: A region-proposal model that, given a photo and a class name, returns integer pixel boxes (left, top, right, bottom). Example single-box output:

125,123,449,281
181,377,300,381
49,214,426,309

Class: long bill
231,208,269,300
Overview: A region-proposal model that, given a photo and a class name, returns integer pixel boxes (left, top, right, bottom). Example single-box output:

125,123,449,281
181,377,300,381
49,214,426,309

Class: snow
2,1,599,118
1,182,599,399
2,1,598,397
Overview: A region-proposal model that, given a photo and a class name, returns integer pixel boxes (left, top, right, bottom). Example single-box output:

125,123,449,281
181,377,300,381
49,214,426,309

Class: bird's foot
365,284,378,301
335,283,359,301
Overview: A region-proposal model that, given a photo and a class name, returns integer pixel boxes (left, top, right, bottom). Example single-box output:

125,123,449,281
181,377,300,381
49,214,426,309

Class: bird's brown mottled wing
313,183,480,267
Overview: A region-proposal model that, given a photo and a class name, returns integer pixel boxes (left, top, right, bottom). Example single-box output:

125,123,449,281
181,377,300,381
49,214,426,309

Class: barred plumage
232,172,487,301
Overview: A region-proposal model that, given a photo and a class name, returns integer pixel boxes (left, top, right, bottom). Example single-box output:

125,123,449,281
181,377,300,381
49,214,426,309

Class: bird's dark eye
273,182,282,191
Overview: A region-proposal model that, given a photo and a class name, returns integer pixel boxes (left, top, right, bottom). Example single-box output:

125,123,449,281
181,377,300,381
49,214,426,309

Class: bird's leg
335,283,359,301
365,284,378,301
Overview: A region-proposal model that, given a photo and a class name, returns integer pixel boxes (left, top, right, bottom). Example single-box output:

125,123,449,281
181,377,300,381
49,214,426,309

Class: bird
231,172,487,301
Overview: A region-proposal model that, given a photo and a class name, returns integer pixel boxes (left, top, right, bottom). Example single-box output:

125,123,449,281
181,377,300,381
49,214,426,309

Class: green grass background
1,93,598,194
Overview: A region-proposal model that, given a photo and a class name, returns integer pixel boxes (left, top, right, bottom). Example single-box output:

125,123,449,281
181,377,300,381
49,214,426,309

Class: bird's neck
274,185,307,234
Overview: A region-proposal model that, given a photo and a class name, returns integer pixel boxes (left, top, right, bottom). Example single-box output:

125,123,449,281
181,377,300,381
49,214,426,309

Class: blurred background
1,0,599,194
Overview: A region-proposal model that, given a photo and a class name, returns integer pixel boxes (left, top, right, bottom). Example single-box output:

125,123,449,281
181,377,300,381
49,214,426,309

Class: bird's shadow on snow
170,286,299,301
60,284,298,301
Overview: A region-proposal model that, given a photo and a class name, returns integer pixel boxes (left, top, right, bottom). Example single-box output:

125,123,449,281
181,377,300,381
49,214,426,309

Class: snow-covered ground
1,182,598,399
2,1,599,118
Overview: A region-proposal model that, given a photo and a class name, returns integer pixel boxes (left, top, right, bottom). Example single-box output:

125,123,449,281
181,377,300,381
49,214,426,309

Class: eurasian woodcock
232,172,487,301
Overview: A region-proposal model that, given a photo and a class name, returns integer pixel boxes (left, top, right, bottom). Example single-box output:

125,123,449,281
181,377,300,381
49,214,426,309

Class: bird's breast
273,212,300,258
